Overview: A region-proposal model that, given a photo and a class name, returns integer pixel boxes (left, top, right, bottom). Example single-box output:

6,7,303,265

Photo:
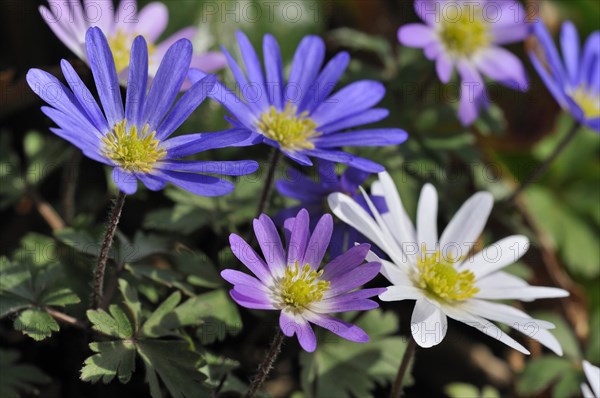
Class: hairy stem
92,191,126,309
508,121,581,202
245,328,285,398
45,307,87,330
255,148,281,218
390,337,416,398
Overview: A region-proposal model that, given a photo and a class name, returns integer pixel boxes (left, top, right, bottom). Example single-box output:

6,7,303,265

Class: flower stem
92,191,126,309
390,337,416,398
508,121,581,202
245,328,285,398
255,148,281,217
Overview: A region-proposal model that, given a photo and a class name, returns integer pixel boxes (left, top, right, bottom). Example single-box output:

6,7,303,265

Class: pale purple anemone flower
222,209,385,352
39,0,225,86
399,0,530,125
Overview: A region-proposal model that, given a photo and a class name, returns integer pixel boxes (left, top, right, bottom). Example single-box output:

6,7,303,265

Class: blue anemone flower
189,31,408,172
276,161,386,257
27,27,258,195
530,21,600,132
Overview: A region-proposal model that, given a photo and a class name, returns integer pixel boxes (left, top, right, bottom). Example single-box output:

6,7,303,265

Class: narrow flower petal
303,214,333,269
398,24,436,48
152,170,234,197
230,290,275,310
306,313,369,343
417,183,438,254
379,285,424,302
410,298,447,348
124,36,148,128
253,215,286,277
475,286,569,301
583,361,600,398
85,27,124,127
461,235,529,279
112,168,138,195
439,191,493,259
321,243,371,281
286,209,310,265
229,234,272,283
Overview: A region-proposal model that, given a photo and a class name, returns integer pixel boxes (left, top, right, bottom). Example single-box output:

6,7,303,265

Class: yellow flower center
102,120,166,173
416,250,479,301
256,103,320,152
439,10,491,57
107,30,156,74
273,262,330,313
571,86,600,119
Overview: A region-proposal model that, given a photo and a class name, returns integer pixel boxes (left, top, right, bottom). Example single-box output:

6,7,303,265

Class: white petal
328,192,405,267
583,360,600,398
441,304,530,355
417,183,439,254
379,285,423,302
374,172,416,244
462,299,563,355
461,235,530,278
440,192,494,259
581,383,595,398
477,271,529,289
475,287,569,301
411,298,447,348
381,259,414,286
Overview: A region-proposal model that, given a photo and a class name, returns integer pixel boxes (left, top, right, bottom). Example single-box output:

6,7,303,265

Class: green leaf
119,279,143,332
125,264,195,296
40,287,81,306
136,340,210,398
80,341,136,384
175,249,222,289
587,310,600,363
141,291,182,338
552,368,581,398
525,187,600,278
119,231,170,263
87,305,133,339
13,308,59,341
143,205,210,234
192,289,242,344
300,310,409,398
516,356,573,396
0,349,51,398
446,383,500,398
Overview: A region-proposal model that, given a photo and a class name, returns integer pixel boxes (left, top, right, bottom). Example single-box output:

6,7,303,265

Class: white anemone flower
582,360,600,398
328,171,569,354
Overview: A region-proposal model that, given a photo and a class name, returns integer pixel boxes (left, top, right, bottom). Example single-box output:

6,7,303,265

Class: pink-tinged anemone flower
222,209,385,352
39,0,226,86
398,0,530,125
530,21,600,132
329,172,569,354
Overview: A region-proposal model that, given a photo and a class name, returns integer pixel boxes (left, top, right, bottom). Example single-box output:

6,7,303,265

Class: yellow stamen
273,261,330,313
102,120,166,173
256,103,320,152
571,86,600,119
439,10,491,57
107,30,156,74
416,247,479,301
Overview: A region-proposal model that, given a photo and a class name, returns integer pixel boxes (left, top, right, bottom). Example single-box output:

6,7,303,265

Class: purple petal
302,213,333,269
112,168,138,194
205,80,258,130
152,170,234,196
457,61,486,125
229,234,272,283
156,74,217,140
60,60,109,133
138,173,166,191
436,53,453,83
162,128,251,158
85,27,124,127
221,269,266,291
475,47,528,90
307,313,369,343
312,298,379,313
281,312,317,352
124,36,148,128
287,36,325,108
143,39,193,130
300,51,350,113
560,21,581,85
236,31,269,110
398,24,436,48
311,81,385,126
253,215,286,277
346,156,385,173
230,289,275,310
414,0,438,26
321,243,370,281
263,34,284,109
135,2,168,41
319,108,389,134
314,128,408,147
155,160,258,176
286,209,310,265
325,261,381,297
